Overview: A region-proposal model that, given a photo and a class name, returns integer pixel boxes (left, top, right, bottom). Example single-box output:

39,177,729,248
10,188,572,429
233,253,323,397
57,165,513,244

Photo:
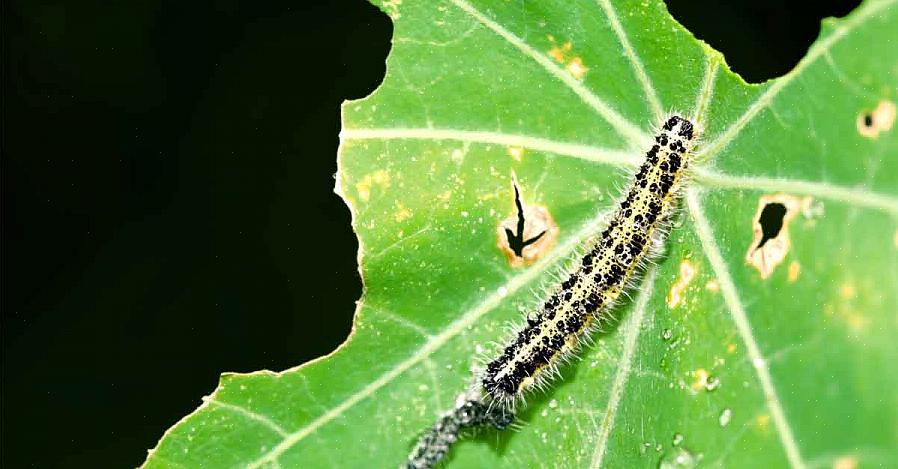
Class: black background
2,0,859,467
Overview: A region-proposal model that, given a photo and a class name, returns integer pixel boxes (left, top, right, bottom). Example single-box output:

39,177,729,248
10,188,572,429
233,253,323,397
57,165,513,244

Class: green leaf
142,0,898,467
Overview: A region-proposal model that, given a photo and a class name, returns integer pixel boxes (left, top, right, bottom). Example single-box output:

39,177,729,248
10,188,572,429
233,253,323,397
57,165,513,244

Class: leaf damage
745,194,805,279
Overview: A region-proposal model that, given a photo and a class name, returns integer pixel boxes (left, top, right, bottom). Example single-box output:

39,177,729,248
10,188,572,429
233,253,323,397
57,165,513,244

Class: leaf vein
589,267,658,468
446,0,649,146
342,128,898,214
375,307,434,339
686,189,806,469
596,0,664,121
693,169,898,214
341,127,638,166
692,55,721,126
207,399,290,438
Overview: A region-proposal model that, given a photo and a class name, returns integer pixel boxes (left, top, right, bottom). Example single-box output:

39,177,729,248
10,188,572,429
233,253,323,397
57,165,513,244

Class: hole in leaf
746,194,803,279
497,179,558,267
857,100,897,139
756,202,787,249
504,182,548,257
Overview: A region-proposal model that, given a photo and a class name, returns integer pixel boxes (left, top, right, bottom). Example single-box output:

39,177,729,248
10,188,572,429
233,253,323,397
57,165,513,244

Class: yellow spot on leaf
566,57,588,80
690,368,710,392
507,146,524,161
548,48,564,62
356,170,391,202
705,280,720,292
548,39,571,63
667,260,696,308
825,279,871,335
839,282,856,300
726,343,737,354
833,455,858,469
547,37,587,79
755,414,771,431
394,202,412,223
844,310,869,332
787,261,801,283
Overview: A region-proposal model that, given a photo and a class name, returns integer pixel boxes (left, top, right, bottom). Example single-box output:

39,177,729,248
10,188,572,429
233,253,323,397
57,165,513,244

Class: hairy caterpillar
404,115,697,469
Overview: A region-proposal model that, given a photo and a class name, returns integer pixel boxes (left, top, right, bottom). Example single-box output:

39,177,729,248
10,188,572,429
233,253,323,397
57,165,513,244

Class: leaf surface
143,1,898,467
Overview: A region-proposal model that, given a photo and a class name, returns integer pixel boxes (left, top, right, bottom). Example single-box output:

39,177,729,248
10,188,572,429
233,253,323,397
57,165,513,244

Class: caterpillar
404,115,697,469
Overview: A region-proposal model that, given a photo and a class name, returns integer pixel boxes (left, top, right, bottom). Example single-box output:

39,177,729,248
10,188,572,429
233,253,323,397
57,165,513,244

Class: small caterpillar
404,115,696,469
404,394,514,469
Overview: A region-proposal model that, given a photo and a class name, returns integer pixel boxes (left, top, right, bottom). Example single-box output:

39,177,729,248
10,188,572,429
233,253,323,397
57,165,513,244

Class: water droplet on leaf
672,433,684,446
659,447,700,468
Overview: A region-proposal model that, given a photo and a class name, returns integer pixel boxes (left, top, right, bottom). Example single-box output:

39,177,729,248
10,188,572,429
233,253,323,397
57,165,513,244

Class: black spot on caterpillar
404,115,697,468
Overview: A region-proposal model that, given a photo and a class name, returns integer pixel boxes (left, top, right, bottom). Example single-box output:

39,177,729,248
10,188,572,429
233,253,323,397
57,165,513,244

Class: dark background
2,0,859,467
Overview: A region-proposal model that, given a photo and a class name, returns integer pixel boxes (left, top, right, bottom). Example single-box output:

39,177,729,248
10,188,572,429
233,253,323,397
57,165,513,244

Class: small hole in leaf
857,100,897,139
504,182,548,257
497,179,558,267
